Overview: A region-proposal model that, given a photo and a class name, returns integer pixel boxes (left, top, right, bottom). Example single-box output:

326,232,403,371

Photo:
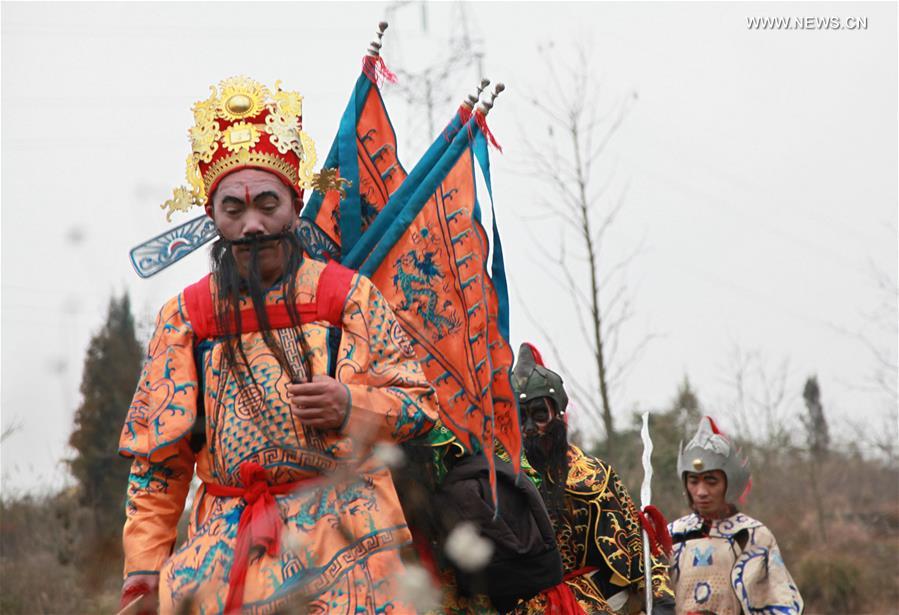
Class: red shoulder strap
183,274,216,340
183,263,356,341
315,260,356,325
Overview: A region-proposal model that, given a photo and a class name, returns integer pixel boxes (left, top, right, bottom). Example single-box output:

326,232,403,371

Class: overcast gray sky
2,2,896,495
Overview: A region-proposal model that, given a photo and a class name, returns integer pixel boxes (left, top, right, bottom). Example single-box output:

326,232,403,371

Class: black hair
210,226,314,382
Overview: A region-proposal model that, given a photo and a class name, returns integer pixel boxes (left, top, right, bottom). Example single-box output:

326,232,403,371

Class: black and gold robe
518,445,675,614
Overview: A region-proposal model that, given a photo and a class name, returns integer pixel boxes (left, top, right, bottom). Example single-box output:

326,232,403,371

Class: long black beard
524,419,570,519
210,228,312,389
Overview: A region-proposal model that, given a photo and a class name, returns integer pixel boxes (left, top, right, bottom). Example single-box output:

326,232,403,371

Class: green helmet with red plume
511,343,569,414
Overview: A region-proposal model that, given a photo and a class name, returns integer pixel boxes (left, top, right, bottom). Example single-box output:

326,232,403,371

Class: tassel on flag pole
474,83,505,152
362,22,398,87
361,55,398,87
304,20,410,260
452,78,488,141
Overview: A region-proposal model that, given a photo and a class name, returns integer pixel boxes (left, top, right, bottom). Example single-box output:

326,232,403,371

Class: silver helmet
677,416,751,504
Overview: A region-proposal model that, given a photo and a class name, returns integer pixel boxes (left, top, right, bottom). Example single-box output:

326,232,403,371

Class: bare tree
384,2,485,155
862,257,898,402
724,345,795,448
515,41,643,455
830,247,897,463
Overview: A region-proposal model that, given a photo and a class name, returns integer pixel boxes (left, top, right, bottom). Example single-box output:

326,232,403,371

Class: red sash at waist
204,462,321,614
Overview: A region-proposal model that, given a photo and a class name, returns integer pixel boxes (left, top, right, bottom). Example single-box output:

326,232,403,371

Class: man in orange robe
118,76,438,614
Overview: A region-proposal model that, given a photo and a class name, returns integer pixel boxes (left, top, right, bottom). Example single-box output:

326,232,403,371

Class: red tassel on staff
639,505,673,557
362,55,398,87
445,104,473,143
458,104,473,127
474,110,503,153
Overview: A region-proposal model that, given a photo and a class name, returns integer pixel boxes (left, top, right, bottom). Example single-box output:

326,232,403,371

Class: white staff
640,411,654,614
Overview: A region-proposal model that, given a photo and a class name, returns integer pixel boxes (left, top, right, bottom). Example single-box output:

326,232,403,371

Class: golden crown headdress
162,76,345,221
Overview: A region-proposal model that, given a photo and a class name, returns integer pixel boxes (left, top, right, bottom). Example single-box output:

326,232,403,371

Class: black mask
523,417,569,519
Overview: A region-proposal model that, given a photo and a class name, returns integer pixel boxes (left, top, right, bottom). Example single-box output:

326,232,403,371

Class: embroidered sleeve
649,554,676,602
732,526,804,614
336,274,438,445
122,438,196,576
118,294,199,462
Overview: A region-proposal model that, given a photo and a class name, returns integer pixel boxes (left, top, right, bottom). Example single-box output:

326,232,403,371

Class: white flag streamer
640,411,653,613
640,411,653,508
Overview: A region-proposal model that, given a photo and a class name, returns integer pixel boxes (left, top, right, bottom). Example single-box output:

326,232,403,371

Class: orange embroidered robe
119,259,438,614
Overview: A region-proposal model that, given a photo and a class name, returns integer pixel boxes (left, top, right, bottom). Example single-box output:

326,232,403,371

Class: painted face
520,397,556,437
685,469,728,518
208,169,300,285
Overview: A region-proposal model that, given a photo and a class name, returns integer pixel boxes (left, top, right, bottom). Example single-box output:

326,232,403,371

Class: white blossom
444,521,493,572
396,563,441,611
372,442,406,469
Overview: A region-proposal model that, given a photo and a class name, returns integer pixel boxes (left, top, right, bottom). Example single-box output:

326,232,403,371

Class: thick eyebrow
220,195,245,207
253,190,282,203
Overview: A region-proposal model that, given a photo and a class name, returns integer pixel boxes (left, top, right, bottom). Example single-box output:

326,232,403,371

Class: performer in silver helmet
667,417,804,614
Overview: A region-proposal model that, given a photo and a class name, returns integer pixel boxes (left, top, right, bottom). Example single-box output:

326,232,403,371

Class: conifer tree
802,375,830,460
67,293,142,550
802,375,830,541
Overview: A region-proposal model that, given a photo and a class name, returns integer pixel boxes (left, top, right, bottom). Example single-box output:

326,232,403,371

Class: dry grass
1,490,120,614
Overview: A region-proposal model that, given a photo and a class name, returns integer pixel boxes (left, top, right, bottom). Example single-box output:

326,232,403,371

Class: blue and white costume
668,511,803,614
